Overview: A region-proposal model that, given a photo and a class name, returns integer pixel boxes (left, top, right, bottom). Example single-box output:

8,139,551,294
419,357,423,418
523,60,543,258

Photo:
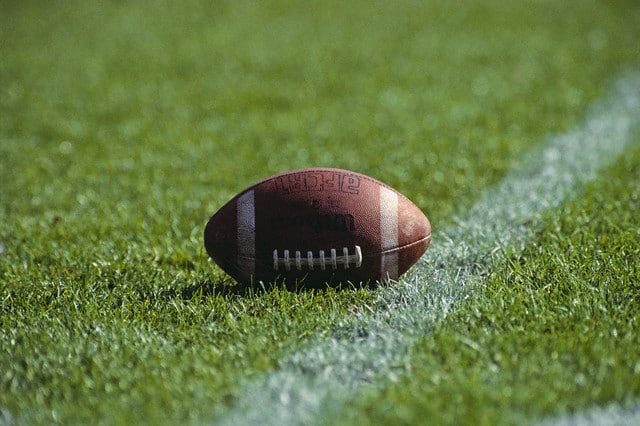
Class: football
204,168,431,286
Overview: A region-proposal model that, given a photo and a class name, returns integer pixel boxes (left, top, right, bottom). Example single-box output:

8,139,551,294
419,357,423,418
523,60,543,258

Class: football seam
371,234,432,257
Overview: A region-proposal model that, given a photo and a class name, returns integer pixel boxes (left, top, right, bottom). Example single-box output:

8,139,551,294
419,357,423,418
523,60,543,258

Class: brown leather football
204,168,431,286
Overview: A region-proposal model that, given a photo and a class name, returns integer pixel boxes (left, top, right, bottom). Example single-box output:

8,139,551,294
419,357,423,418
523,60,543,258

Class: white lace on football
273,245,362,272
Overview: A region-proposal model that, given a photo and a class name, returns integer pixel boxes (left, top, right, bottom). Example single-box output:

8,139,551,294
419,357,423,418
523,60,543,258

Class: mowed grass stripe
216,72,640,425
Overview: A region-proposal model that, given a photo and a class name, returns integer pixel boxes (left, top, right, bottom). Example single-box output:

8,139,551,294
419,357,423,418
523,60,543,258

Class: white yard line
537,403,640,426
216,71,640,426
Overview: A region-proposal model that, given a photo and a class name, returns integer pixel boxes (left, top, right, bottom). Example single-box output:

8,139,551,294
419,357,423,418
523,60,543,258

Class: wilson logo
276,171,361,195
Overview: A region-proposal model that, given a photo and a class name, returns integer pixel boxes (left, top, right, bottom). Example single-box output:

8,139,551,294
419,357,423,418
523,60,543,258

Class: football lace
273,245,362,271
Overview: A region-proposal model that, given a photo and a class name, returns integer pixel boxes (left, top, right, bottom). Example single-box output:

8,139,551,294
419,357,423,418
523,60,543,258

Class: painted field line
216,72,640,426
537,402,640,426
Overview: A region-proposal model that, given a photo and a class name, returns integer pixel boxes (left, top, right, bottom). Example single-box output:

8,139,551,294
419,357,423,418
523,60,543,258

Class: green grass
337,142,640,426
1,0,640,424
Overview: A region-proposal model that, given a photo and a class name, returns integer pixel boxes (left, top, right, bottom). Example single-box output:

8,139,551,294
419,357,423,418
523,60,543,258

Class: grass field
1,1,640,425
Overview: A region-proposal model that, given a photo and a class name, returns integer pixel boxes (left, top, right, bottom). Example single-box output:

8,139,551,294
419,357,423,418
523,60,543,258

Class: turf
335,141,640,426
1,0,640,425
